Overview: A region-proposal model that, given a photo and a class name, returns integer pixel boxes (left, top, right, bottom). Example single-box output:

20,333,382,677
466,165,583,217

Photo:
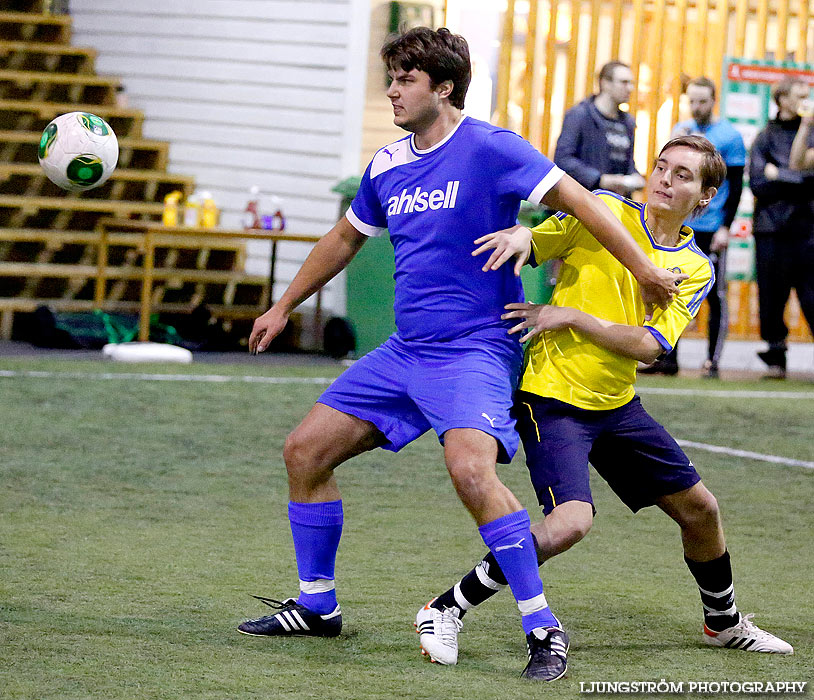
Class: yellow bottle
200,191,219,228
162,190,182,226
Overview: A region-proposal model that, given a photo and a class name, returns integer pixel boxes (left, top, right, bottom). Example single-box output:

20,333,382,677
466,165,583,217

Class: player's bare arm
503,302,663,363
250,216,368,354
542,174,687,309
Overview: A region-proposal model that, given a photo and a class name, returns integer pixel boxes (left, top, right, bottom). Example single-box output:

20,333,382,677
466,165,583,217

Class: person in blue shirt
237,26,683,680
642,77,746,377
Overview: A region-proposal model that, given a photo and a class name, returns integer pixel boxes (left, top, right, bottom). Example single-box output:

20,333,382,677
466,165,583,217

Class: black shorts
513,392,701,514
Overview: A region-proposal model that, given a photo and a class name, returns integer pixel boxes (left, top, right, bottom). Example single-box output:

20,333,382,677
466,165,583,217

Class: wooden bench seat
0,162,194,201
0,99,143,138
0,129,168,169
0,12,72,44
0,68,121,105
0,194,162,230
0,261,264,285
0,227,247,255
0,40,96,74
0,194,164,216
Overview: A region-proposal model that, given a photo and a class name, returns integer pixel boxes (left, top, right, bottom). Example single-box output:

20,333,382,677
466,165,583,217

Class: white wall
70,0,371,315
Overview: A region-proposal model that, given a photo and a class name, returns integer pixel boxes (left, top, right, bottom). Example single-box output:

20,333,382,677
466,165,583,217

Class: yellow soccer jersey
520,191,714,410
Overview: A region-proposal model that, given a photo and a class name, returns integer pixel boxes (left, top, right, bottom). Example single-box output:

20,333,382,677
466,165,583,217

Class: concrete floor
0,338,811,378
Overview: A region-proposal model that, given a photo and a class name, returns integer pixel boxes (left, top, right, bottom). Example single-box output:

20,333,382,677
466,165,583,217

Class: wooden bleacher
0,130,169,169
0,3,274,344
0,40,98,74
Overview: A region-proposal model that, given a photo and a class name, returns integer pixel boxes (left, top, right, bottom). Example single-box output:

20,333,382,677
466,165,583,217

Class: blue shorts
514,392,701,514
318,332,523,463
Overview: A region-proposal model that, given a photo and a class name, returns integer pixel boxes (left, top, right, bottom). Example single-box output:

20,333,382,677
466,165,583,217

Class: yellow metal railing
94,219,321,342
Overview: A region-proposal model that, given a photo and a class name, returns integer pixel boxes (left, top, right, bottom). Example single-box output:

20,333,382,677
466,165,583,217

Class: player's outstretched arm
503,302,663,363
541,174,687,311
250,216,368,354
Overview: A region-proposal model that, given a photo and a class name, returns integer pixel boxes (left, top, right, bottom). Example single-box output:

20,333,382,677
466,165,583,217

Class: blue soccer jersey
346,116,563,341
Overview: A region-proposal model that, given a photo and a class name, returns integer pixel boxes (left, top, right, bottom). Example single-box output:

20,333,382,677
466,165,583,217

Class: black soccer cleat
237,595,342,637
521,626,570,681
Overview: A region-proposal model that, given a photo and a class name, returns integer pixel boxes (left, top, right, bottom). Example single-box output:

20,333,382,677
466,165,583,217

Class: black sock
684,550,739,632
432,533,538,618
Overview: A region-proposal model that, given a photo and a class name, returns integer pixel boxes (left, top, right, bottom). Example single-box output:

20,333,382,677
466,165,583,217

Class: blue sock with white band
288,500,343,615
479,509,559,633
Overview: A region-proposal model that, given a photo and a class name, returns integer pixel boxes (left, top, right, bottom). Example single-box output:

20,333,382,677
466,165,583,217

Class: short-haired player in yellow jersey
415,136,793,679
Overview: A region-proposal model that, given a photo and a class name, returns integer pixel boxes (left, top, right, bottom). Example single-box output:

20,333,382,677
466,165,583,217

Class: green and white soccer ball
38,111,119,191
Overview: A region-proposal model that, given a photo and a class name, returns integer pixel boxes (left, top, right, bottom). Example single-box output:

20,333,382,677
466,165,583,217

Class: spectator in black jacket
553,61,645,197
748,77,814,379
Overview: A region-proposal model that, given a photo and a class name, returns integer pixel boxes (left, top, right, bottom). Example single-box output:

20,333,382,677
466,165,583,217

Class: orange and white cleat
703,614,793,654
414,598,463,665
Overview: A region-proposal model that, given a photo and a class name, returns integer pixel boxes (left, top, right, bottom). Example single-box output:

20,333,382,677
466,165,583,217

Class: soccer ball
38,112,119,191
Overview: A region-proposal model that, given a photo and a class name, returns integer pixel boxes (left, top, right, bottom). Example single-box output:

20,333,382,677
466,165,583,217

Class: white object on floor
102,342,192,364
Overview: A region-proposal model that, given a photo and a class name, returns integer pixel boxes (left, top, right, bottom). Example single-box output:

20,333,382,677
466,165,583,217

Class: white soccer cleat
414,598,463,665
703,613,793,654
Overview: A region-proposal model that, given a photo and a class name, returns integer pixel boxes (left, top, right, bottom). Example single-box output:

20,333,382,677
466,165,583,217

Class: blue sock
479,510,559,633
288,500,343,614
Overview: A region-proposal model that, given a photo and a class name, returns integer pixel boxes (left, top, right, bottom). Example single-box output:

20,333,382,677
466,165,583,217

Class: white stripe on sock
704,603,738,616
698,583,734,598
475,562,505,591
299,578,335,594
518,591,549,615
453,582,474,611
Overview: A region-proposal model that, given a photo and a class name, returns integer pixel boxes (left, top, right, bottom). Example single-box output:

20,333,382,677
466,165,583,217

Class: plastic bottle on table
162,190,182,226
241,185,261,230
183,192,201,227
262,195,286,231
200,191,219,228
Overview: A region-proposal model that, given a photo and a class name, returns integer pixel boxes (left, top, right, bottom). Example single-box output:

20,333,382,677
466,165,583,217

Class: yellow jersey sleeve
530,212,578,264
645,258,714,352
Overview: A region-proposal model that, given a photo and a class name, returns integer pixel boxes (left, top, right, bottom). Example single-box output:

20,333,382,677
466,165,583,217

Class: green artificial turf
0,359,811,699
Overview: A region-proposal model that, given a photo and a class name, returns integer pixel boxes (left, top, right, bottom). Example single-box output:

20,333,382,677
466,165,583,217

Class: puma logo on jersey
481,412,497,427
495,538,525,552
387,181,459,216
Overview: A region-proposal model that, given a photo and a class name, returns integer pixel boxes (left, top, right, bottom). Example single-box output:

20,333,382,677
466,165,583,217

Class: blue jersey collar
640,204,694,250
409,115,468,156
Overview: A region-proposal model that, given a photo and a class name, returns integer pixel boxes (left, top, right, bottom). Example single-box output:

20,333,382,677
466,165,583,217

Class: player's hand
710,227,729,253
636,266,687,319
503,302,575,343
472,225,532,276
764,163,779,181
249,307,288,354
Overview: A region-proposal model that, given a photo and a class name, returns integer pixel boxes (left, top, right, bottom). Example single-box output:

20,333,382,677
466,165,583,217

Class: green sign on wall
720,57,814,281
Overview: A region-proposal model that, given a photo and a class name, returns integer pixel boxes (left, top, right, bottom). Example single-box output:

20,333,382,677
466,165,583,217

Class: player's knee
446,459,495,505
567,516,592,543
556,509,593,548
283,428,324,476
678,488,720,532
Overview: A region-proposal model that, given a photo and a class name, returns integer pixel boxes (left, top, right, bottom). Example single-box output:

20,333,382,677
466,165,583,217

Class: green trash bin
333,177,397,356
333,180,557,356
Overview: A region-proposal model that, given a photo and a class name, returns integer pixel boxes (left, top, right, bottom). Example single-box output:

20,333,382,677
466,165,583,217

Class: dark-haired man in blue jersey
237,26,684,680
